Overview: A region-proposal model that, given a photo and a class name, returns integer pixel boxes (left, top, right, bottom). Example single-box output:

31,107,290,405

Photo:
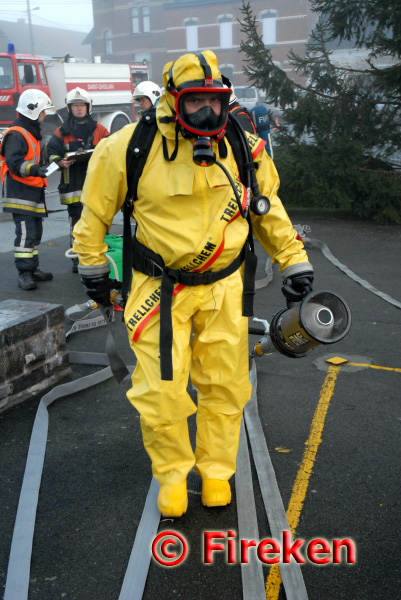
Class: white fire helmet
66,87,92,113
16,89,54,120
229,84,237,105
133,81,162,105
224,81,237,105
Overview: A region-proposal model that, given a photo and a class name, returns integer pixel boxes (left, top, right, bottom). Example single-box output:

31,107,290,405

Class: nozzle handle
248,327,266,336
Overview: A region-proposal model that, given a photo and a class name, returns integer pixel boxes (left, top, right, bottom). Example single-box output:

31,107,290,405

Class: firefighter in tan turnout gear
73,51,314,518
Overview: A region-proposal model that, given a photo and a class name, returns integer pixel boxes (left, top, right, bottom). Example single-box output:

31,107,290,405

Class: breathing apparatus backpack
229,104,257,136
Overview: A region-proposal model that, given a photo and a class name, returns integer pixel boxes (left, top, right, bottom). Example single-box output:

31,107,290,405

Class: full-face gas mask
177,89,230,167
175,89,230,138
166,51,230,145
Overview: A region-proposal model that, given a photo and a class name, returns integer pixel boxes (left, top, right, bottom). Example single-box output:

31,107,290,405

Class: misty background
0,0,93,33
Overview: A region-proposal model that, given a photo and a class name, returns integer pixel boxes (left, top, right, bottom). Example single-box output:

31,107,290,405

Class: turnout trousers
125,267,252,485
13,214,43,272
67,201,83,247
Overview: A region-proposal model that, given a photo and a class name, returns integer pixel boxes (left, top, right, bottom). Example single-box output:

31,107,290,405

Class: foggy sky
0,0,94,33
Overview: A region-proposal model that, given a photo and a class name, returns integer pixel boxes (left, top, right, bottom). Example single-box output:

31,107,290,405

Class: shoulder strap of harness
229,105,257,135
121,106,158,305
225,114,259,314
126,106,158,200
225,115,258,250
224,118,249,189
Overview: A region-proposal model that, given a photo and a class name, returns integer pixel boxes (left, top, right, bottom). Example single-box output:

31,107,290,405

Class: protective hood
156,51,230,140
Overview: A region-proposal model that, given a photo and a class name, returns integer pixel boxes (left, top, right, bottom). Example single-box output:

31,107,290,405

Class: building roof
0,19,92,61
82,27,95,46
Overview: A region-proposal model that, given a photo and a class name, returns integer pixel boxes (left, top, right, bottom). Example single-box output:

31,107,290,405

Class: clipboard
66,149,94,162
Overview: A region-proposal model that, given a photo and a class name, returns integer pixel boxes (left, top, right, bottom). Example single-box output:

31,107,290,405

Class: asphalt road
0,210,400,600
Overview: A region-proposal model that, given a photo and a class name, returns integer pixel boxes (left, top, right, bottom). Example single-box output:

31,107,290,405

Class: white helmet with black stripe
17,89,54,120
133,81,162,105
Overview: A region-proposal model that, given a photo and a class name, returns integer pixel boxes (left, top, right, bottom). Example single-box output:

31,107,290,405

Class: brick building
90,0,318,88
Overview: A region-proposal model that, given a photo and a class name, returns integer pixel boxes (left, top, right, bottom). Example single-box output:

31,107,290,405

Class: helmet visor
175,87,230,136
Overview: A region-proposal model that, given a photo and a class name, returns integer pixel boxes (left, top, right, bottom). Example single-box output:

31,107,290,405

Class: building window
142,6,150,33
185,18,199,52
218,15,234,49
104,29,112,55
132,7,139,34
261,10,277,46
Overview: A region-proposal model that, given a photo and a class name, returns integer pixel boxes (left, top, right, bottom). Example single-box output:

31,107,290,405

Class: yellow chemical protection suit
73,51,312,489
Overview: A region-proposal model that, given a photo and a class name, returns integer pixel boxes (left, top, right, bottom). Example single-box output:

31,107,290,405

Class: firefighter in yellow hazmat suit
73,51,313,518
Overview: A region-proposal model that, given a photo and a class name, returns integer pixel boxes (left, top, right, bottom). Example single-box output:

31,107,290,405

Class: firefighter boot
33,269,53,281
157,481,188,518
201,479,231,507
18,271,37,290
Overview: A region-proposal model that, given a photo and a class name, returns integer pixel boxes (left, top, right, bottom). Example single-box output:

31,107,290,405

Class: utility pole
27,0,35,55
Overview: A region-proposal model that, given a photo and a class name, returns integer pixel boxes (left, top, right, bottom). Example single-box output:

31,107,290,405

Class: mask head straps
166,52,216,95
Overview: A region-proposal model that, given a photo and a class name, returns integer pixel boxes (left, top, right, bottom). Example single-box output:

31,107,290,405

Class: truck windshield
0,57,15,89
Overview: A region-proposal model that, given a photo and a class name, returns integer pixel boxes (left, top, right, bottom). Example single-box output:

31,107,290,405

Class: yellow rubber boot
201,479,231,507
157,481,188,517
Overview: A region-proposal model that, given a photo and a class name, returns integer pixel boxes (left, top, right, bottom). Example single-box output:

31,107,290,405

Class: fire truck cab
0,44,55,138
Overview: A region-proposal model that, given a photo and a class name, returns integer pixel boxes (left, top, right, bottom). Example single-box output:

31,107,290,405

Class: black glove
36,165,48,178
282,271,314,303
80,274,117,307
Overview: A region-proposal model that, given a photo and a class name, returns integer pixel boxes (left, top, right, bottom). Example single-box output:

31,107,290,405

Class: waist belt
132,237,257,380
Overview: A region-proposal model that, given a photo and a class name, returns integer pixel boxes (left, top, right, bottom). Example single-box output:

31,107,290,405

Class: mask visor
176,87,230,136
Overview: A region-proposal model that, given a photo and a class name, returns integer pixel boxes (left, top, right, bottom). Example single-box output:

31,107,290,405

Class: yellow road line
348,362,401,373
265,364,340,600
265,359,400,598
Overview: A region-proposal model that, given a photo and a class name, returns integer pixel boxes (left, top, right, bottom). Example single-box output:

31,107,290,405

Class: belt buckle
202,270,213,285
148,259,163,279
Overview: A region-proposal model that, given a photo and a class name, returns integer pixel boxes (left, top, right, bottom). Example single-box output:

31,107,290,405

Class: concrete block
0,299,72,412
0,300,64,347
3,344,25,378
0,348,6,380
56,325,67,351
0,381,12,401
46,305,65,328
24,332,53,366
0,368,72,412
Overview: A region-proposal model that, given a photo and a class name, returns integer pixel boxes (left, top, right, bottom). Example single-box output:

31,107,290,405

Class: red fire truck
0,43,135,141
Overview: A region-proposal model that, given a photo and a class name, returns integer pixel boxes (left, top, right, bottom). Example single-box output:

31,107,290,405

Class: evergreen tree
239,1,401,223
